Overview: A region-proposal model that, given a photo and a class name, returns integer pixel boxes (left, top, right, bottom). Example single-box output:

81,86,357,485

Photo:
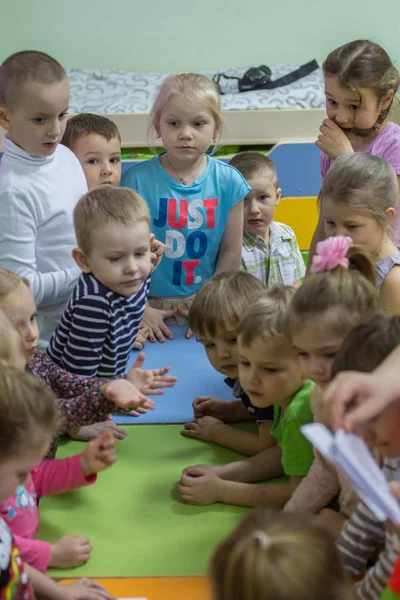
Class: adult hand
316,118,354,160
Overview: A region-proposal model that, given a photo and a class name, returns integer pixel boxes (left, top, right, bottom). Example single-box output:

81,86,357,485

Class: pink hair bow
311,236,353,274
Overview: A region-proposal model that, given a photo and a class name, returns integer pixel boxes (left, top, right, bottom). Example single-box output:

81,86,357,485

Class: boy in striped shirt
46,185,152,379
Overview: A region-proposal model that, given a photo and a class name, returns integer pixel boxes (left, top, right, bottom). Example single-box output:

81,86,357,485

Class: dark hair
0,50,66,107
62,113,121,149
323,40,400,126
230,151,278,187
332,314,400,377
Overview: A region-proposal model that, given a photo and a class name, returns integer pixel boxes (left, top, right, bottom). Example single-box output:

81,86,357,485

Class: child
0,268,176,446
181,271,274,456
330,314,400,600
309,39,400,264
320,153,400,314
46,185,153,378
178,286,314,507
61,113,121,189
0,50,88,348
0,364,113,600
121,73,250,343
229,151,305,286
210,509,354,600
283,235,381,537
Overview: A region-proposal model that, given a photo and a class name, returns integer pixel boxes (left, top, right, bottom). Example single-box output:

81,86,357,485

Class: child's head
320,153,398,255
323,40,399,135
230,151,281,240
0,268,38,361
189,271,265,379
289,236,380,388
0,364,59,501
61,113,121,189
150,73,222,157
237,285,303,409
0,310,28,370
73,186,152,296
210,509,352,600
332,314,400,458
0,50,69,157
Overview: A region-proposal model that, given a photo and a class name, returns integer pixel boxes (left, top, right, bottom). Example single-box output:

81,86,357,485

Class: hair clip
311,235,353,274
253,531,272,549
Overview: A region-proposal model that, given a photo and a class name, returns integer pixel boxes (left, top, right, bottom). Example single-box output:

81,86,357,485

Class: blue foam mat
112,325,234,424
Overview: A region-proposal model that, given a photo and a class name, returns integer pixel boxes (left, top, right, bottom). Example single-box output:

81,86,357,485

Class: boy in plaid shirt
230,152,305,287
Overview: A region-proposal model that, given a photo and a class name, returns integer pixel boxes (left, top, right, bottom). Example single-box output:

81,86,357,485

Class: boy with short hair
230,151,305,287
0,50,88,348
62,113,121,189
46,185,153,378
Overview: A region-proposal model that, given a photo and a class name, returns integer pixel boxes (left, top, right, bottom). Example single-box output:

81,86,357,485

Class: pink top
320,122,400,246
0,454,96,573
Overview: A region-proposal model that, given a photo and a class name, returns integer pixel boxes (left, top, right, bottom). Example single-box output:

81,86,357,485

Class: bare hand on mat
193,396,230,420
60,578,116,600
175,305,193,339
181,416,224,442
101,377,155,413
80,430,117,476
69,421,127,441
142,305,176,342
178,465,222,505
132,324,151,350
49,535,92,569
127,352,177,395
316,118,354,160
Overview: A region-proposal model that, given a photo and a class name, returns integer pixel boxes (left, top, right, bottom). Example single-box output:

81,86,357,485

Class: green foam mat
39,425,255,578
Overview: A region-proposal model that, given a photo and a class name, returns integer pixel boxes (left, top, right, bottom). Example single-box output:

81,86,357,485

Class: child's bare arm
217,475,303,508
214,201,243,273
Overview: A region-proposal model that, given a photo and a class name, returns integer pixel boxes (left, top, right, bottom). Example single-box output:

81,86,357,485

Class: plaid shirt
241,221,305,287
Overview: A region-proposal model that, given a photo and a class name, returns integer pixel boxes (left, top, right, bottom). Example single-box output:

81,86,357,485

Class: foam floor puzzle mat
113,326,234,425
39,425,251,578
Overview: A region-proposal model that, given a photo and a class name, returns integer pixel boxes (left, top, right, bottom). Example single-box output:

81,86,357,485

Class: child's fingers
129,353,146,371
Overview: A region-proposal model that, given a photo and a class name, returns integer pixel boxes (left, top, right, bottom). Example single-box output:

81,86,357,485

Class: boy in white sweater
0,50,88,348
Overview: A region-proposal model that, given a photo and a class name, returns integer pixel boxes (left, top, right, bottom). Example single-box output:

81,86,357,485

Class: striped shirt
46,272,150,377
337,458,400,600
241,222,305,287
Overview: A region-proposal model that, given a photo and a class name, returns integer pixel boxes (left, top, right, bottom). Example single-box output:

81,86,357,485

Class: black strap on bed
212,59,319,94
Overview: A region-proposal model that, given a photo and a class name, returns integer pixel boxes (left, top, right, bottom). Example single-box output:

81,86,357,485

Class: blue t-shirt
121,155,250,297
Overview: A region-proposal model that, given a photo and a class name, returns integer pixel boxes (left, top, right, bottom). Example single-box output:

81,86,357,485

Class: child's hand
49,535,92,569
150,235,166,272
193,396,229,420
316,118,355,160
69,422,127,441
102,378,156,411
176,305,193,339
142,306,176,342
80,430,117,477
132,325,151,350
178,465,222,505
60,578,115,600
181,416,224,442
126,352,177,395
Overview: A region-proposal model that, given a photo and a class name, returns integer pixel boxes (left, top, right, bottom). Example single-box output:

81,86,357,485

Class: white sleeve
0,191,80,307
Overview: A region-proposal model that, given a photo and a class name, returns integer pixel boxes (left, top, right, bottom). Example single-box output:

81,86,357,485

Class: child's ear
381,89,395,111
72,247,92,273
385,207,396,221
0,106,11,132
154,117,161,138
275,188,282,206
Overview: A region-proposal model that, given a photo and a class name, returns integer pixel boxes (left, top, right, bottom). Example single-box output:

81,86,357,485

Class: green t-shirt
270,381,314,477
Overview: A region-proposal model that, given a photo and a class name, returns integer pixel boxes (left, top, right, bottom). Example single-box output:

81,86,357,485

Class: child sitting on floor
0,268,176,446
230,151,305,287
284,236,381,538
210,509,353,600
179,285,314,507
181,270,273,456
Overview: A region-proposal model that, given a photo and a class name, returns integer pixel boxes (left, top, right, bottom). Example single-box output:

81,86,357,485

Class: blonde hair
237,285,295,347
0,50,66,108
230,151,279,188
0,310,28,367
149,73,223,149
189,271,265,338
210,509,353,600
73,185,150,254
319,153,398,226
0,268,29,302
0,364,59,462
289,245,380,338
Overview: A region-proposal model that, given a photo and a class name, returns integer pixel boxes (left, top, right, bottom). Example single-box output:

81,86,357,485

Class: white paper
301,423,400,524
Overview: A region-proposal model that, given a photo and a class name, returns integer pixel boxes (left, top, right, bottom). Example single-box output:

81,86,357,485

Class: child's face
322,197,388,256
0,437,50,502
1,283,39,360
197,326,238,379
363,404,400,458
291,315,344,389
76,221,152,296
0,78,69,157
71,133,121,190
243,174,281,241
238,335,303,408
324,76,391,135
156,95,218,165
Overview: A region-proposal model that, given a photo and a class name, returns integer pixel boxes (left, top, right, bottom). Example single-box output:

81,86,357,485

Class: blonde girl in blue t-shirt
122,73,250,343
